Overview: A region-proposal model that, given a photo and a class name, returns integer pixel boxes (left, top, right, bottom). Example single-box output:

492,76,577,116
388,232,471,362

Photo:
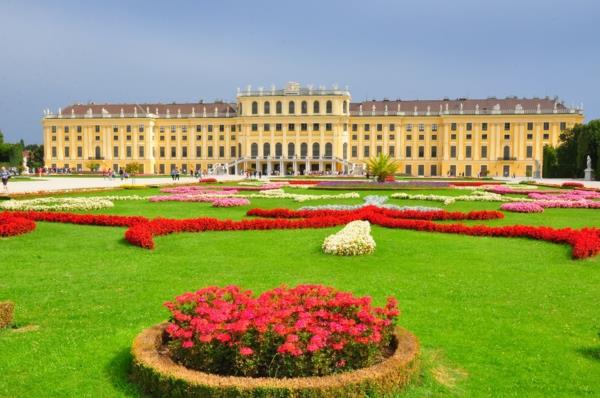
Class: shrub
164,285,400,378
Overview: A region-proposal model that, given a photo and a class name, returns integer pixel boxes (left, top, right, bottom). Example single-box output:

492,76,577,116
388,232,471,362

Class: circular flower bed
131,285,419,397
0,213,36,237
0,197,114,211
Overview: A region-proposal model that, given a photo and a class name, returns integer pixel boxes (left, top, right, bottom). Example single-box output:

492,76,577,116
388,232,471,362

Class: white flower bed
322,220,376,256
391,190,530,205
0,197,115,211
227,189,360,202
300,195,441,212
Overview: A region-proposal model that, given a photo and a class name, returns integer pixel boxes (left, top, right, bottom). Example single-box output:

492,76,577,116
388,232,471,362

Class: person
170,168,176,181
1,167,10,193
175,168,180,181
119,168,124,181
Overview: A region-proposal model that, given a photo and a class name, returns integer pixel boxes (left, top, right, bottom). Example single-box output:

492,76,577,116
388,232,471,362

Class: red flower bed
0,213,36,237
561,182,585,188
199,178,218,183
164,285,399,377
5,211,147,227
274,180,321,185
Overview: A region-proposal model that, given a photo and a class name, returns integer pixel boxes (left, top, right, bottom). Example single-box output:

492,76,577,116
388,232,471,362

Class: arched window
342,101,347,114
251,143,258,157
95,146,101,159
300,143,308,157
326,100,333,114
313,101,320,114
288,142,295,157
251,101,258,115
312,143,320,158
276,101,282,114
503,145,510,159
275,143,282,157
301,101,308,114
325,143,333,157
264,101,270,114
263,143,271,157
288,101,295,114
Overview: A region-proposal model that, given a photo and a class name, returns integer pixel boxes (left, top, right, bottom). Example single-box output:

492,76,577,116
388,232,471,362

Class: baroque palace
42,82,584,177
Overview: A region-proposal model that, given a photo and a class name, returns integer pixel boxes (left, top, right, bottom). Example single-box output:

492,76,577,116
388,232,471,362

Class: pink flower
239,347,254,356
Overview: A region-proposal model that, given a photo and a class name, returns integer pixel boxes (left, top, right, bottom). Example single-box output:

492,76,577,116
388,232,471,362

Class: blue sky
1,0,598,144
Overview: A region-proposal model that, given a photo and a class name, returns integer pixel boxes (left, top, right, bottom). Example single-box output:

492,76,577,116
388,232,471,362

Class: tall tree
542,145,558,178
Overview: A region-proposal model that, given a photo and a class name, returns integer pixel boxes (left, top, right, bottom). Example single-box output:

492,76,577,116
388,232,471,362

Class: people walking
1,167,10,193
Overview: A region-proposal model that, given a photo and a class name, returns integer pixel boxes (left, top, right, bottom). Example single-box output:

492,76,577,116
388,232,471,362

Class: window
196,125,202,132
77,147,82,157
208,147,213,158
560,122,566,130
276,101,282,114
481,146,487,158
418,124,425,132
313,123,320,131
64,147,70,158
343,101,347,113
504,122,510,131
364,124,370,132
288,143,295,156
405,146,412,158
219,125,224,132
51,126,56,133
482,123,488,131
77,126,82,133
431,135,437,140
326,100,333,114
95,146,101,158
171,147,176,157
160,147,166,157
65,126,70,133
527,122,533,130
482,134,488,140
351,146,357,157
419,135,424,141
418,165,425,176
52,147,57,157
543,122,550,131
389,134,395,140
527,134,533,140
376,145,382,155
364,134,370,140
275,123,282,131
264,101,270,114
95,125,100,133
251,101,258,115
288,123,295,131
431,124,438,132
251,124,258,132
418,146,425,158
196,135,201,141
301,101,307,114
300,123,307,131
300,143,308,157
377,124,383,132
264,123,270,132
503,145,510,159
466,123,472,131
504,134,510,140
450,146,457,158
312,143,320,158
126,146,132,158
363,146,370,157
195,146,201,157
406,124,412,132
526,146,533,158
160,126,165,133
113,146,119,158
406,135,412,140
451,134,457,140
543,133,549,140
288,101,295,114
466,134,472,140
405,165,412,175
96,136,100,141
139,146,145,158
231,146,236,157
251,143,258,157
139,125,144,133
451,123,457,131
313,101,320,114
352,135,357,140
430,165,437,176
126,125,131,133
325,143,332,157
325,123,332,131
219,146,225,157
431,146,437,158
389,145,395,156
465,146,472,158
208,125,213,132
352,124,357,132
390,124,395,131
377,135,382,140
171,125,176,133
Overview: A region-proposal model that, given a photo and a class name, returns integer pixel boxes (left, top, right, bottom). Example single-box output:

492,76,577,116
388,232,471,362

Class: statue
584,155,593,181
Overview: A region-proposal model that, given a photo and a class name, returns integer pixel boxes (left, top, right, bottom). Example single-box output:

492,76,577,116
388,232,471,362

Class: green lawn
0,187,599,397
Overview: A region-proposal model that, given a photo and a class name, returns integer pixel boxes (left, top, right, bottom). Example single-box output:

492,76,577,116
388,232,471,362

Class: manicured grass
0,187,599,397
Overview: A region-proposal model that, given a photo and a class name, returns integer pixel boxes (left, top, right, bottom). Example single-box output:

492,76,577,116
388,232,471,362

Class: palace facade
42,82,584,177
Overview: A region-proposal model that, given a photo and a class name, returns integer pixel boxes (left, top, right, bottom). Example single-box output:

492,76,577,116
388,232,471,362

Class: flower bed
0,213,36,237
322,220,376,255
199,178,218,183
0,197,115,211
500,202,544,213
300,195,441,212
391,190,513,205
562,182,585,188
211,198,250,207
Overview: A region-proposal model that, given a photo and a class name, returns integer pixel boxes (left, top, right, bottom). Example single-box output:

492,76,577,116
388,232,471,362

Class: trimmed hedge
0,301,14,328
131,323,420,398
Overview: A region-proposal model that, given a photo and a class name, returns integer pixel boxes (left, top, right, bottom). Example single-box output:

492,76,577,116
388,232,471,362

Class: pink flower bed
535,200,600,209
211,198,250,207
528,191,600,201
500,202,544,213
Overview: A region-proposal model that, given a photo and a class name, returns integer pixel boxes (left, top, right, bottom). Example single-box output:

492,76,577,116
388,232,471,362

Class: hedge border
131,323,420,398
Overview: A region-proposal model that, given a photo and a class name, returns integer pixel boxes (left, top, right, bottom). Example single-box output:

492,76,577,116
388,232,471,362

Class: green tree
125,162,142,184
366,153,398,182
542,145,558,178
556,126,580,178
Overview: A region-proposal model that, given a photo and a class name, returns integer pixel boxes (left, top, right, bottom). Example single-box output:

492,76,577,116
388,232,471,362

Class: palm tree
366,153,398,182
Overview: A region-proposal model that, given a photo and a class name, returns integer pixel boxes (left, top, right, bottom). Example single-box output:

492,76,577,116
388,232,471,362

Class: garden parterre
1,182,600,397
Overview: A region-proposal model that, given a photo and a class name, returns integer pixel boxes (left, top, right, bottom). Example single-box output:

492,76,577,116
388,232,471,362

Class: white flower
0,197,115,211
322,221,376,256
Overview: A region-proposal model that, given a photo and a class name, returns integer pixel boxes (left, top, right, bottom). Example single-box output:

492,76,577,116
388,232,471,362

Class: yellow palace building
42,82,584,177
